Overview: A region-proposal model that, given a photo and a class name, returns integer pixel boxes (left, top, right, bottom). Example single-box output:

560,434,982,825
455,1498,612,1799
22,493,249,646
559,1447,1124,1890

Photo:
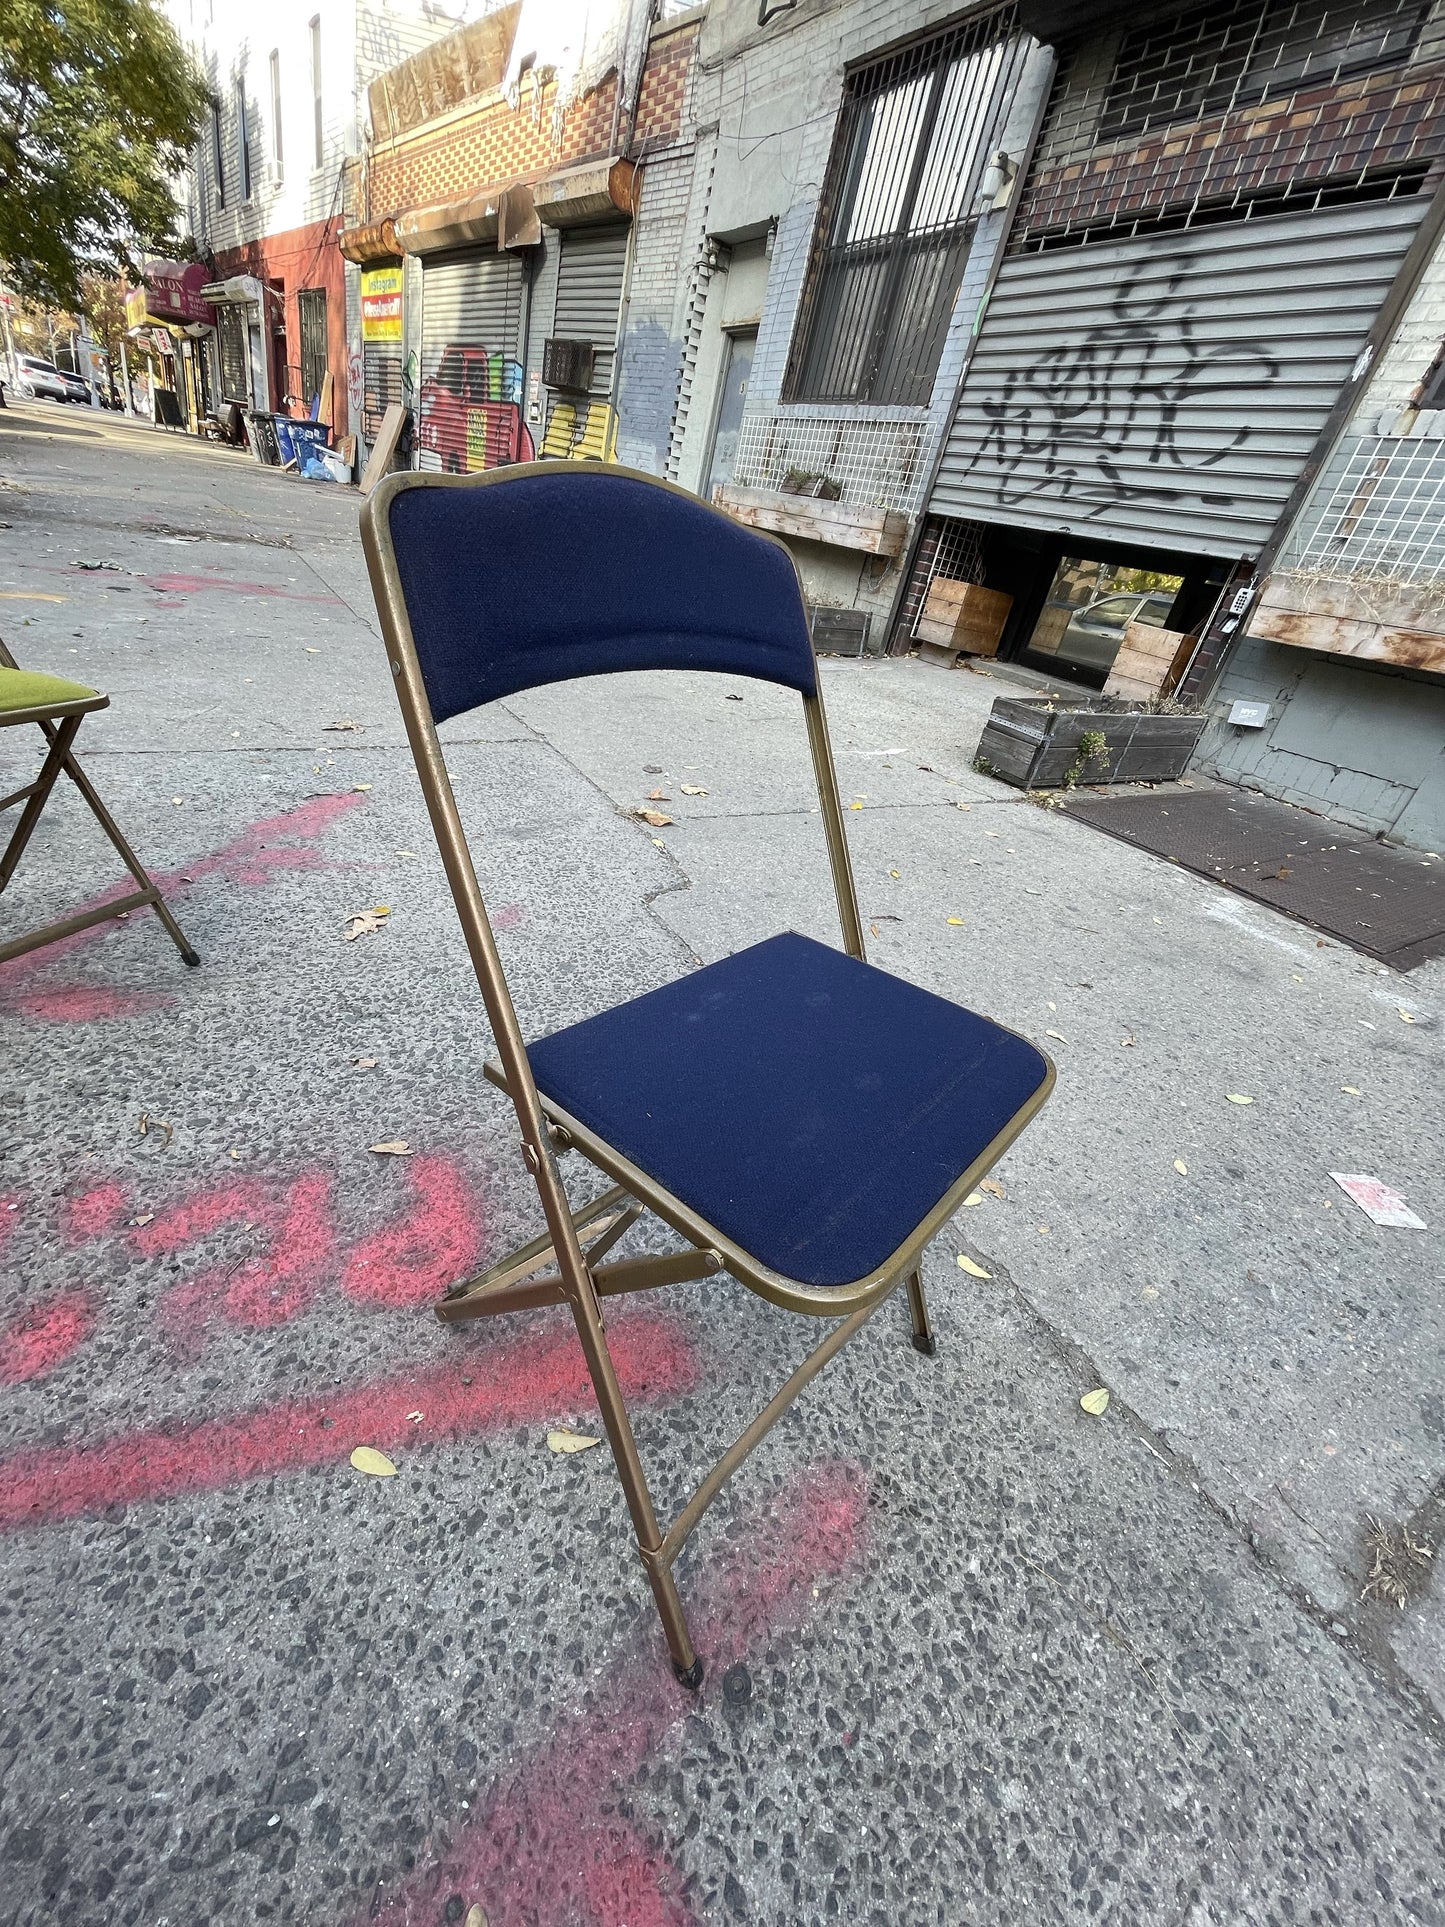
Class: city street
1,397,1442,1926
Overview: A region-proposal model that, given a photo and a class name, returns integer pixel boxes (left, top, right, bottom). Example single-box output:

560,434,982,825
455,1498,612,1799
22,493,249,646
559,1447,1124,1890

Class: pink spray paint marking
63,1181,131,1242
140,1172,338,1350
362,1461,869,1927
0,1292,97,1385
140,572,342,604
342,1155,485,1309
0,791,366,1021
0,1314,699,1531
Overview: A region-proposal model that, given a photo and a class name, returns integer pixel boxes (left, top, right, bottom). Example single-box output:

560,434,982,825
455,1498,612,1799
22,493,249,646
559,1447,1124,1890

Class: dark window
1418,346,1445,410
211,98,225,207
309,16,323,168
785,9,1021,407
298,288,328,407
269,49,283,172
1099,0,1427,143
218,306,248,401
236,79,251,200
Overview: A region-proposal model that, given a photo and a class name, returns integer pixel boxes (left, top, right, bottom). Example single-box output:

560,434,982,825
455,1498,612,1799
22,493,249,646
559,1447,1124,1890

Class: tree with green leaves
0,0,208,309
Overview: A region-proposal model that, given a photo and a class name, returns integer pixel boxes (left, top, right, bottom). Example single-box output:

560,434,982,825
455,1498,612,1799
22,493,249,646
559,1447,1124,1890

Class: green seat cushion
0,666,102,715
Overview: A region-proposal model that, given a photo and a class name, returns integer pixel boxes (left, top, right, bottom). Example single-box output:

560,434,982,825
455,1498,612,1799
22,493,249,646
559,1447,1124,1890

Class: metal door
929,197,1427,556
418,250,525,472
550,222,629,401
704,329,757,501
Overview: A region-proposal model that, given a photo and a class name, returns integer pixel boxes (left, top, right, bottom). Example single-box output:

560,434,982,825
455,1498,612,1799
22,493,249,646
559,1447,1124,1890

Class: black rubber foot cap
911,1332,937,1358
180,949,201,968
673,1656,704,1691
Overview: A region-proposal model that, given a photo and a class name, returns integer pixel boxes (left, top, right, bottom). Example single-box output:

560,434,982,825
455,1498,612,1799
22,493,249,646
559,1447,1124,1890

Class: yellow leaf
681,785,708,796
373,904,391,917
369,1140,413,1156
1398,1009,1415,1024
353,783,373,792
1080,1388,1110,1416
1226,1093,1254,1105
849,802,864,811
1045,1028,1068,1043
963,1191,985,1208
889,869,900,878
636,809,673,827
1341,1085,1360,1095
956,1254,991,1278
547,1427,601,1454
350,1446,397,1477
947,916,965,926
465,1908,488,1927
1174,1158,1188,1175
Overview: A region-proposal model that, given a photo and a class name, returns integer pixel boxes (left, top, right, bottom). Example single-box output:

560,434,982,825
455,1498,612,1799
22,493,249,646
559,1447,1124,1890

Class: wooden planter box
916,578,1012,661
712,484,908,557
975,696,1207,789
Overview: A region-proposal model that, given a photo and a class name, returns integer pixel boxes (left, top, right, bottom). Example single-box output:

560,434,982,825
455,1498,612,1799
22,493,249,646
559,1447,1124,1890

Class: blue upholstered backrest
384,468,818,722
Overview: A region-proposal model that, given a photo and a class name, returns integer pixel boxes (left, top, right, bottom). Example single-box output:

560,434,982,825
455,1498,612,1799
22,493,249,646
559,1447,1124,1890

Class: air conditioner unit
543,337,595,394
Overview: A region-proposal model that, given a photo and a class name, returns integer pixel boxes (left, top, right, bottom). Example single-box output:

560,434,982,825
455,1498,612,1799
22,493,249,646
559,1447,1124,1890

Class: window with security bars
1101,0,1427,140
785,8,1023,408
298,289,328,410
1013,0,1445,251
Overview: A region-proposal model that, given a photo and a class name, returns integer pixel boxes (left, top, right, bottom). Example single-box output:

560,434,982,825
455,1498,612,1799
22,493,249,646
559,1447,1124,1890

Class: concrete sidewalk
1,399,1441,1927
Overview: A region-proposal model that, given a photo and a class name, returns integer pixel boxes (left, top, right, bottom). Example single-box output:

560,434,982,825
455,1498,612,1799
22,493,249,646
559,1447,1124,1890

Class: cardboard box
916,579,1012,658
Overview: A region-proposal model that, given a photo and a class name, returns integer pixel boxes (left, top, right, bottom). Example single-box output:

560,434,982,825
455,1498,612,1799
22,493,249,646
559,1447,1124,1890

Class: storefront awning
534,157,639,229
396,182,538,256
339,218,402,266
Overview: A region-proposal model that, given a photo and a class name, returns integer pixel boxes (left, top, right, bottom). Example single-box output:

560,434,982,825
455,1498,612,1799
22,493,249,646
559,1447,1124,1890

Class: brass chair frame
361,466,1054,1684
0,637,199,969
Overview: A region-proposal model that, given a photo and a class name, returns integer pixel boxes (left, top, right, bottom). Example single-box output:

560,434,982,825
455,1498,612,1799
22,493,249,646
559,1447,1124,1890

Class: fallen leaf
1045,1028,1068,1043
465,1907,488,1927
1341,1085,1360,1095
395,849,417,858
1080,1388,1110,1416
130,1213,154,1228
963,1191,985,1208
1120,1032,1136,1048
869,922,880,937
325,719,362,732
1225,1093,1254,1105
947,916,965,926
355,1056,378,1069
956,1254,991,1278
369,1140,413,1156
353,783,373,792
170,796,184,806
344,912,386,940
350,1446,397,1477
681,785,707,795
647,788,669,802
1037,1225,1051,1235
1397,1009,1416,1024
726,693,743,701
849,801,864,811
1141,1284,1160,1300
406,1410,423,1424
373,904,391,917
229,1148,241,1161
953,800,970,811
138,1114,173,1148
547,1427,601,1454
980,1178,1006,1199
1174,1158,1188,1175
305,646,322,654
636,809,673,827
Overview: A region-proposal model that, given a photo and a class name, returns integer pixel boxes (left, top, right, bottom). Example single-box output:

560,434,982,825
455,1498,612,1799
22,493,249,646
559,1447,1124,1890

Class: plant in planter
973,694,1206,790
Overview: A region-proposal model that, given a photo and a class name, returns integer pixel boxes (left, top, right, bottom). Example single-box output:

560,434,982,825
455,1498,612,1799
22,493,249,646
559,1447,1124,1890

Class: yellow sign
124,287,150,330
361,266,403,343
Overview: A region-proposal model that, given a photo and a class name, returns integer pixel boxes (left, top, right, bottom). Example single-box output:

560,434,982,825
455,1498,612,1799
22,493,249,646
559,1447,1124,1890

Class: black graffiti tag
970,257,1280,517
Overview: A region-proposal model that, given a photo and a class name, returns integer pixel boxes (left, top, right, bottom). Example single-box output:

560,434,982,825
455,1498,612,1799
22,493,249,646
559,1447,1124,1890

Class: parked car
12,355,73,403
1057,589,1178,670
58,369,92,404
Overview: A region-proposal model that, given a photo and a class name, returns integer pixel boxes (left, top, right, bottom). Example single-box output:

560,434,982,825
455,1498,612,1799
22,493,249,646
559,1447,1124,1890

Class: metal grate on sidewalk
1064,787,1445,970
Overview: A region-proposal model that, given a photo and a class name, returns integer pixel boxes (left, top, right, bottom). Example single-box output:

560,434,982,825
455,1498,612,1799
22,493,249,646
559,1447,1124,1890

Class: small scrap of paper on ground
1330,1173,1427,1229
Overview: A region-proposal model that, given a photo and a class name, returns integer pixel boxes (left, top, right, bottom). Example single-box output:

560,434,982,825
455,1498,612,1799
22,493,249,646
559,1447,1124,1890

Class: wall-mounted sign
361,266,404,343
140,260,214,326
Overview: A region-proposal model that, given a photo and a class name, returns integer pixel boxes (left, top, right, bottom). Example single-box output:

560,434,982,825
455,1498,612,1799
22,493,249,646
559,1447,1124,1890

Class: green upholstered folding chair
0,637,198,969
361,464,1054,1685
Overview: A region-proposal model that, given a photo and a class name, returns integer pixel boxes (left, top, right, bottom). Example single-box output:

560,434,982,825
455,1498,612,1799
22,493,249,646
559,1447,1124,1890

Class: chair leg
0,715,78,890
51,730,199,965
905,1266,936,1358
564,1270,703,1688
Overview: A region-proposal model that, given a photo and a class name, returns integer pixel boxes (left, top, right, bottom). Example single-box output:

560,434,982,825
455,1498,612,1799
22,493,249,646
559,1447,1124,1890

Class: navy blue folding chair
361,465,1054,1684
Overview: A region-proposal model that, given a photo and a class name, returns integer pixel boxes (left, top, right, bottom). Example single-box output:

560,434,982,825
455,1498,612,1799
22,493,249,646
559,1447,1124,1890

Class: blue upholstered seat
526,931,1050,1290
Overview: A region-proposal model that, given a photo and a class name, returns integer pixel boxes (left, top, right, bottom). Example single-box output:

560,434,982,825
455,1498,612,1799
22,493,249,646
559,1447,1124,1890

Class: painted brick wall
615,147,698,474
365,22,697,218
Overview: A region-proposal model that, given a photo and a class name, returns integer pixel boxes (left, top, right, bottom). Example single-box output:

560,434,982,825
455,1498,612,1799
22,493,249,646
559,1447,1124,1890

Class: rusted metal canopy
339,218,401,265
534,157,639,228
395,182,537,255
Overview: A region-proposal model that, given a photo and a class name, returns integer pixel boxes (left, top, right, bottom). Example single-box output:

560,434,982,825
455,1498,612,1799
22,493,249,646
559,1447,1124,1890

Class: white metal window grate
1011,0,1445,252
729,415,933,513
1289,435,1445,587
890,514,989,652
